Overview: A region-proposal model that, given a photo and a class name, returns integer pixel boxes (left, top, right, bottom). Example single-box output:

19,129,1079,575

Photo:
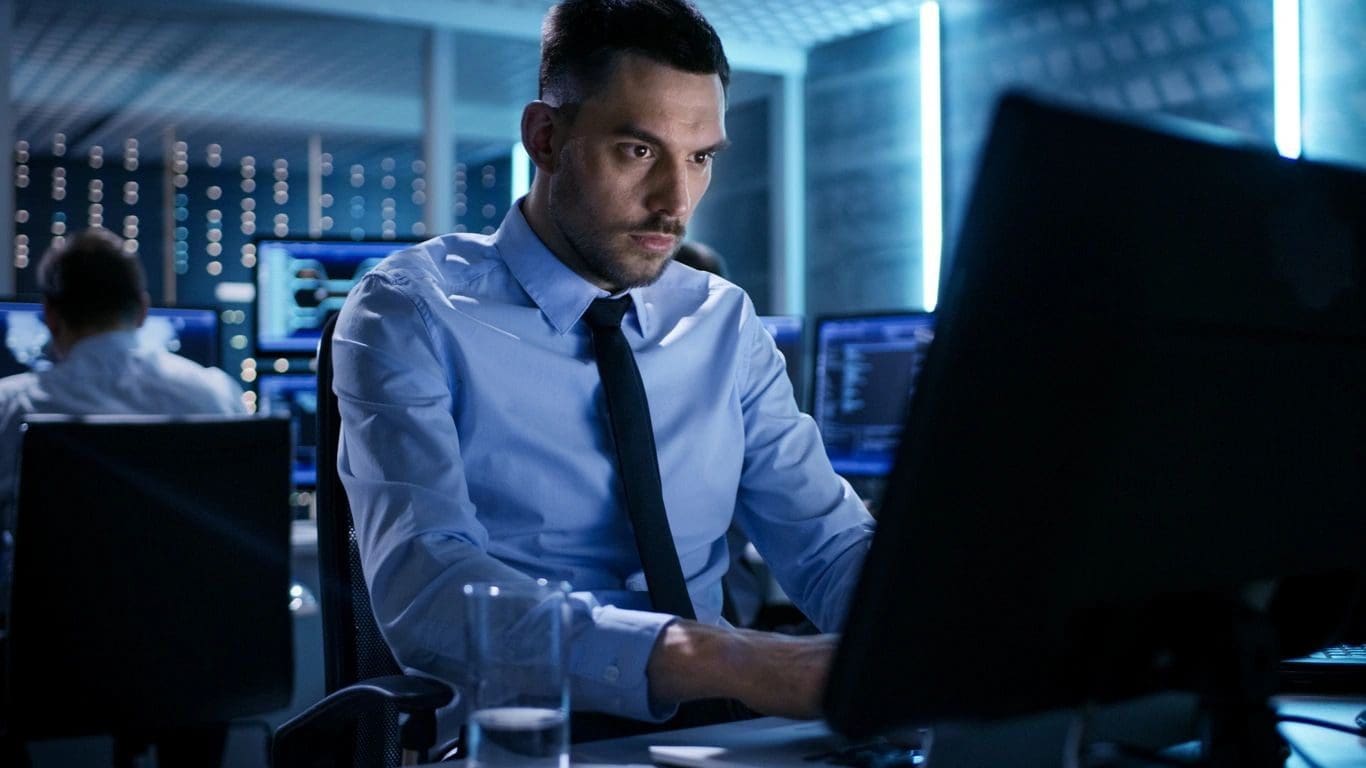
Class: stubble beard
549,150,685,291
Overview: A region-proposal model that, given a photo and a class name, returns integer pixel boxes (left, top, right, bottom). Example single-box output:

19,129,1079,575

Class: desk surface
431,695,1365,767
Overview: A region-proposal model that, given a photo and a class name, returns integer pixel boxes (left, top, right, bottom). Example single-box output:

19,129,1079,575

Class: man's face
546,53,727,292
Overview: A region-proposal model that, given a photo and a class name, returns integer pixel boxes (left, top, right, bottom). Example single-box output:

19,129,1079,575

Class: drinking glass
462,579,572,768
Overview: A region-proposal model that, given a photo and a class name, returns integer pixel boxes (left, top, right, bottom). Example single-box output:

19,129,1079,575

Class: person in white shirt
0,228,244,523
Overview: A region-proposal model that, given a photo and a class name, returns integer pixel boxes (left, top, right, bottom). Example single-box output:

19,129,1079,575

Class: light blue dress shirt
333,201,874,725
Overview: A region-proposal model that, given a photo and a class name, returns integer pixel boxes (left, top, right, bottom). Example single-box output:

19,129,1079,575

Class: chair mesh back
317,314,403,767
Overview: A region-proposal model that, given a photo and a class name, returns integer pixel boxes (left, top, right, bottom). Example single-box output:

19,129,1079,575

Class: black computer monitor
254,238,417,355
811,313,935,479
825,92,1366,763
758,315,806,408
0,301,219,373
256,373,318,488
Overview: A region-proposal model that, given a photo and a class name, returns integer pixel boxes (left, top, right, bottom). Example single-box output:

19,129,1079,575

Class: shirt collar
493,199,656,337
62,328,140,362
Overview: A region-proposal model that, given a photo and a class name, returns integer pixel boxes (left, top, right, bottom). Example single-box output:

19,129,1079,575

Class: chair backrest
315,313,404,766
7,415,293,741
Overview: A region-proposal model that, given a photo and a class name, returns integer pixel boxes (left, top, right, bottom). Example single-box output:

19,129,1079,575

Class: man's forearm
645,620,837,719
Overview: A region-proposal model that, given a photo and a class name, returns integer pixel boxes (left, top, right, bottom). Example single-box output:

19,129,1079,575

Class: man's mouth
629,233,678,253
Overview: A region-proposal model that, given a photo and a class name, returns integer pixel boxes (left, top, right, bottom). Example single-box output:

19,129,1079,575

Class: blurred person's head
522,0,731,293
38,229,149,358
672,240,728,278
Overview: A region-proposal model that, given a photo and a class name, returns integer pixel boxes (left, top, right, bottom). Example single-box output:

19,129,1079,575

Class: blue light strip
919,1,943,311
1273,0,1301,159
511,142,531,204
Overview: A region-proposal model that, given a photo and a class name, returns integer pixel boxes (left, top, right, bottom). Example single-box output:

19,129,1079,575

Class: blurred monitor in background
0,302,220,373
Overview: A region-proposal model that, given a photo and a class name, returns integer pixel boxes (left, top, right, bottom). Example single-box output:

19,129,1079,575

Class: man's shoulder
367,233,505,292
0,371,40,411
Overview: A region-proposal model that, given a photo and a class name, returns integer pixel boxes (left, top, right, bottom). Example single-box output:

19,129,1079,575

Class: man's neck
520,184,617,293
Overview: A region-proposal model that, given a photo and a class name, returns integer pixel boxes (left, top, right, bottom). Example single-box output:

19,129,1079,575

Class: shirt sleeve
332,271,674,721
732,299,875,633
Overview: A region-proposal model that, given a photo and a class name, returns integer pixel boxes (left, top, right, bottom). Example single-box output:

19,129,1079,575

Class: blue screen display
256,373,318,488
255,239,413,354
0,301,219,377
813,313,935,477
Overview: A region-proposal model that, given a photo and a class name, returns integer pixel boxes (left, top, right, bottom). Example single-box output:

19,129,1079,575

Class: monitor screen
254,238,416,354
256,374,318,488
757,315,805,408
0,301,219,376
811,313,935,477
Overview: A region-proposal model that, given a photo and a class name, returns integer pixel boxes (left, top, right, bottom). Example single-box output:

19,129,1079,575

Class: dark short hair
539,0,730,108
38,229,147,331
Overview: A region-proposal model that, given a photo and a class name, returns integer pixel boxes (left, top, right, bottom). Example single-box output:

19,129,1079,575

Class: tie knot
584,296,632,330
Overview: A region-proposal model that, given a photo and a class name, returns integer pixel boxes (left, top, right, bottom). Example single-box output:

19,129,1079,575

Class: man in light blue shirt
334,0,874,733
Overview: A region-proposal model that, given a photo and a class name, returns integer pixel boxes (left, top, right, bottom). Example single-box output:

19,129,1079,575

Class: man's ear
521,101,562,174
133,292,150,329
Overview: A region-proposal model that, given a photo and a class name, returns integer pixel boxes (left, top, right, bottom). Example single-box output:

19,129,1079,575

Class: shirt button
603,665,620,683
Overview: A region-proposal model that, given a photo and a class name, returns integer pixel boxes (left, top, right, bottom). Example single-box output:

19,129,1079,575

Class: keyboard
1280,643,1366,693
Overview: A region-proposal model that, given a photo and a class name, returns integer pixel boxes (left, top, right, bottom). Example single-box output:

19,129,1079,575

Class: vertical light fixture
1273,0,1301,158
510,142,531,205
919,1,943,311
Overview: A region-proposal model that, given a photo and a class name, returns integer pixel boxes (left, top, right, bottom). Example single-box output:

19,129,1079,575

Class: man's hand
645,621,839,719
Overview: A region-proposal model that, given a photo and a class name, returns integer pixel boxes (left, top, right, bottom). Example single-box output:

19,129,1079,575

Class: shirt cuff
570,604,678,721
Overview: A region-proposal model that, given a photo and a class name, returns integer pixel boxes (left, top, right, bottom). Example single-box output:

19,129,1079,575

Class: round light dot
241,391,257,405
240,368,257,383
208,229,222,243
125,158,139,171
320,193,334,208
412,160,427,174
241,358,257,371
381,175,395,190
273,191,288,204
320,216,334,230
242,243,256,257
412,222,427,236
274,358,289,373
15,209,29,224
207,242,223,257
52,221,67,235
241,179,256,193
274,223,288,237
207,185,222,200
411,178,426,192
412,191,427,205
231,335,249,351
123,239,138,254
350,227,366,240
241,253,257,268
454,203,467,217
207,209,222,223
206,260,223,276
241,222,256,235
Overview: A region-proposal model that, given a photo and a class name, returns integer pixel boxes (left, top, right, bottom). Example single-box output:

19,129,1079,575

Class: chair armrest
273,674,455,768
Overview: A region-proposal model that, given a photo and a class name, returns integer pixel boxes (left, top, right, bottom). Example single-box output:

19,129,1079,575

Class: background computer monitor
757,315,806,409
254,238,417,354
811,313,935,479
825,92,1366,754
0,300,219,375
256,373,318,488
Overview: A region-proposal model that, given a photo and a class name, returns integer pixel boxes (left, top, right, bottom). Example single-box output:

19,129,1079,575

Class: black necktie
583,296,697,620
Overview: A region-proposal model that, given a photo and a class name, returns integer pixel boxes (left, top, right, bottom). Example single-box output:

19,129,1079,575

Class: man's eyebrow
613,123,732,155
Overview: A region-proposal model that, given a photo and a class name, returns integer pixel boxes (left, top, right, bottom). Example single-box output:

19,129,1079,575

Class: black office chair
273,315,454,768
2,416,294,765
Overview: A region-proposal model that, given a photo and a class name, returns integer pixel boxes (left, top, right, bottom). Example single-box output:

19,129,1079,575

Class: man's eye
630,145,653,159
693,152,715,166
